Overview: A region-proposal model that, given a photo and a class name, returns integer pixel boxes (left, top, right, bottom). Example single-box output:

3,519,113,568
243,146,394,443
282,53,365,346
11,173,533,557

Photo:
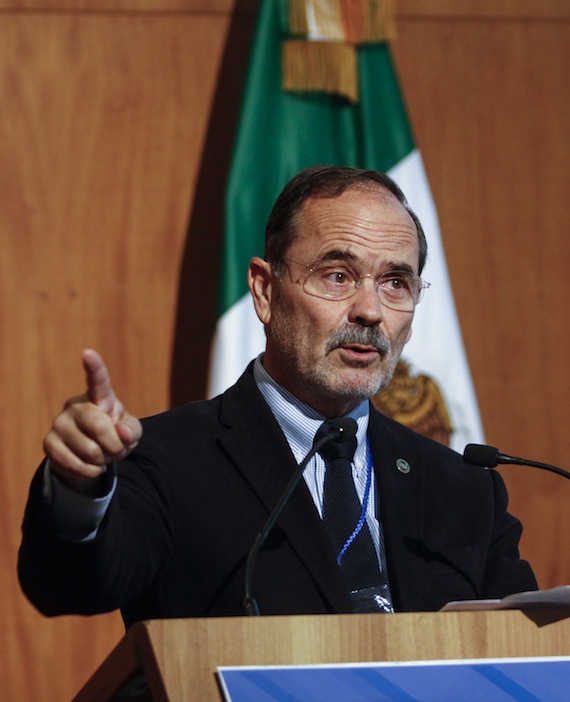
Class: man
18,166,537,627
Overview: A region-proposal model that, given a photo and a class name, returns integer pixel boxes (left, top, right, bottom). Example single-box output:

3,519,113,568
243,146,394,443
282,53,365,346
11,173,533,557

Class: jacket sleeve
481,468,538,598
18,446,173,617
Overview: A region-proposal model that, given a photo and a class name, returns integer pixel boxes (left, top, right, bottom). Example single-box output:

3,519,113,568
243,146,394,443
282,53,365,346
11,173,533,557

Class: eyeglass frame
281,257,431,312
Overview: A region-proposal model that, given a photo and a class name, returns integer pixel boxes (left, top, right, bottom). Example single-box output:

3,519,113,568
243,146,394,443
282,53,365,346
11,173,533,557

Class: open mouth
338,344,381,361
344,343,377,353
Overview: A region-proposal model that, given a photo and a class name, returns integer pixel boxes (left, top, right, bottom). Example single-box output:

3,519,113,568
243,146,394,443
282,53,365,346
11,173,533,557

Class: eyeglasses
283,258,430,312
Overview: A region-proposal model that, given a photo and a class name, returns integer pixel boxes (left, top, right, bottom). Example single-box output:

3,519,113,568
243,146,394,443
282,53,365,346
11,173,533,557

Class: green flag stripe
219,0,414,316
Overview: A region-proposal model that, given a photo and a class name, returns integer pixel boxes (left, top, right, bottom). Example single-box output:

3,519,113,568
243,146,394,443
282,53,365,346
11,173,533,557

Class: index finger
82,349,116,410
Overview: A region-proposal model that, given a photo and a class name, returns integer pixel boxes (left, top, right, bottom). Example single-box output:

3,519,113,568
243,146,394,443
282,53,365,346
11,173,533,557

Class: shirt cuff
42,461,117,541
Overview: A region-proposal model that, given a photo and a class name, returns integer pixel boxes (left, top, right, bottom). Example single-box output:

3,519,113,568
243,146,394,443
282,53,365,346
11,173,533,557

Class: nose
347,276,384,327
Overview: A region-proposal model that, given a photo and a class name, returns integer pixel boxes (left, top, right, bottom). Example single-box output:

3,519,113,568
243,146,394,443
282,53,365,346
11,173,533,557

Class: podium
73,610,570,701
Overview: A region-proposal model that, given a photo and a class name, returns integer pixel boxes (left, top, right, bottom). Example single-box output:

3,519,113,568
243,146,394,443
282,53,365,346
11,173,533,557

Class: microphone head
329,417,358,443
463,443,499,467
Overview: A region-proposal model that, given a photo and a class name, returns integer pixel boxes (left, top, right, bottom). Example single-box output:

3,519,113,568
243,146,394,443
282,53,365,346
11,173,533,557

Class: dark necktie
316,420,392,613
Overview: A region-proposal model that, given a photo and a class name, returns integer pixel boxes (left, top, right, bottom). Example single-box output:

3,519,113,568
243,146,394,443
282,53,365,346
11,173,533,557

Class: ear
248,257,273,325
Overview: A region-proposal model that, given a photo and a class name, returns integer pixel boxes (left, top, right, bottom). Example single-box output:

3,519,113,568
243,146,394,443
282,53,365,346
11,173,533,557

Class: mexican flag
208,0,484,451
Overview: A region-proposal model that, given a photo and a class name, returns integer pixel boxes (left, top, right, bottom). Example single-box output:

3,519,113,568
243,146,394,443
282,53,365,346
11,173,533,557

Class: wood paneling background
390,4,570,592
1,1,568,699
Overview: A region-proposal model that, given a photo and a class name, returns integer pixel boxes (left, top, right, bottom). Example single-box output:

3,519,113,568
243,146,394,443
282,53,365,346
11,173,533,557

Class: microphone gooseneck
243,417,358,616
463,443,570,480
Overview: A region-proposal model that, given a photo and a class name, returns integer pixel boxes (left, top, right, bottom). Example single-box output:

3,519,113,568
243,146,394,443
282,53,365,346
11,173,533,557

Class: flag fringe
283,39,358,103
284,0,396,102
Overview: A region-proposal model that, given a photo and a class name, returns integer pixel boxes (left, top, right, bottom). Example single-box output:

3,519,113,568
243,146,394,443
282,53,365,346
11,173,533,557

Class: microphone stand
496,453,570,480
243,420,356,616
464,444,570,480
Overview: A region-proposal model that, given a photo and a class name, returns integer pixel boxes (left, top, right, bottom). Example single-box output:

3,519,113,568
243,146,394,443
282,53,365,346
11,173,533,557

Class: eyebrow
314,249,356,265
314,251,417,275
382,261,416,275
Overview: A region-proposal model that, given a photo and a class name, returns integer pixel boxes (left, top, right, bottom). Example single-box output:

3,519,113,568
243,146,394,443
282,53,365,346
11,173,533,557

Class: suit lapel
217,368,352,613
368,407,426,611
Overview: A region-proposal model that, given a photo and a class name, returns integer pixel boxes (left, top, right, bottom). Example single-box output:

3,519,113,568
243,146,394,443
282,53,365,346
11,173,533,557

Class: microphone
463,444,570,480
243,417,358,616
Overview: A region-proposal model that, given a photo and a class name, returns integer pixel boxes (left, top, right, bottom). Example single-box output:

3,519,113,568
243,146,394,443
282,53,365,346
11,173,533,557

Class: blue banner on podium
218,657,570,701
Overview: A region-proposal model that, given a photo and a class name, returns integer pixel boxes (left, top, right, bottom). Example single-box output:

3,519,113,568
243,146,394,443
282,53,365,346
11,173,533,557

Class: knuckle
51,413,69,434
42,431,58,457
81,442,105,465
74,404,112,437
88,413,112,436
63,394,86,410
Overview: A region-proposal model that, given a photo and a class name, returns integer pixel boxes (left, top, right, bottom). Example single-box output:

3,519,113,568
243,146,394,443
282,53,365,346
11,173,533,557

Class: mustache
326,325,391,355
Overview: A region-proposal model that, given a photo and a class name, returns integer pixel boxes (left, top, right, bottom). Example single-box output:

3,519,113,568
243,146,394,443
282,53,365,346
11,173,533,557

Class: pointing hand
43,350,142,491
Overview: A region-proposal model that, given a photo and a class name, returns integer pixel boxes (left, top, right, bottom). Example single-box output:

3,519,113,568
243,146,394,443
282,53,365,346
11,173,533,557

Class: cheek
384,313,414,346
271,282,356,346
306,298,351,328
306,310,347,345
271,292,313,342
282,295,342,336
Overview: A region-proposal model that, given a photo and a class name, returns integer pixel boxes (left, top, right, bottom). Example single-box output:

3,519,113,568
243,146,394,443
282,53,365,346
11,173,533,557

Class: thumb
116,413,143,451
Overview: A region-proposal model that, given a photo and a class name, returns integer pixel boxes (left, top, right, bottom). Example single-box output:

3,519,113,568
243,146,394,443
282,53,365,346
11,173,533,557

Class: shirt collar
253,354,370,468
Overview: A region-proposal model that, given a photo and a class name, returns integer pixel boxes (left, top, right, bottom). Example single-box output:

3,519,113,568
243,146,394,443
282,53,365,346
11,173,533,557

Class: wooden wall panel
390,10,570,589
0,6,242,700
0,1,568,699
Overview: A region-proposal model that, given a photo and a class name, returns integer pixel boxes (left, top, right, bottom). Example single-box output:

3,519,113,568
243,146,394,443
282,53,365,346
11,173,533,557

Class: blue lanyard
336,444,373,565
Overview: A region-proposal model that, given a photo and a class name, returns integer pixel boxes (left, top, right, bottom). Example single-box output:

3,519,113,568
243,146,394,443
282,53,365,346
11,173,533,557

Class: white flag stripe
208,293,264,398
388,150,485,450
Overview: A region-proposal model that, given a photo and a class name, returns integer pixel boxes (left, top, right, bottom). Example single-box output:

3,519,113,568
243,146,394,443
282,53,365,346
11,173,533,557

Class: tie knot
315,421,357,463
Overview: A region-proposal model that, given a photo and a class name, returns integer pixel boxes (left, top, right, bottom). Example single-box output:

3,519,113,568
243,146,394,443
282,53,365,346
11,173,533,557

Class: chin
341,359,394,389
328,374,387,403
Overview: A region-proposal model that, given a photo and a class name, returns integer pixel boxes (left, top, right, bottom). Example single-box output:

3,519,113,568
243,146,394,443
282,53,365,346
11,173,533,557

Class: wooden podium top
73,609,570,701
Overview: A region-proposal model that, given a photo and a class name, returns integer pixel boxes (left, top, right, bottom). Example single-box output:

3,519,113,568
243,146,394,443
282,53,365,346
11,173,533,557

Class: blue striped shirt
253,355,382,566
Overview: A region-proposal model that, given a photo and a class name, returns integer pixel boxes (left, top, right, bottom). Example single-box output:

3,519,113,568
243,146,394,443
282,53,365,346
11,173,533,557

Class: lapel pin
396,458,411,474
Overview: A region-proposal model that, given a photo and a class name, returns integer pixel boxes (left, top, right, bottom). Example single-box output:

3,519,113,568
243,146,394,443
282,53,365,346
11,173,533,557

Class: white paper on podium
441,585,570,612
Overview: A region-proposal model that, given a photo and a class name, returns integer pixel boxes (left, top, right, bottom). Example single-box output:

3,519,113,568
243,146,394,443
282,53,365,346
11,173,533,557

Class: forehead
291,186,420,267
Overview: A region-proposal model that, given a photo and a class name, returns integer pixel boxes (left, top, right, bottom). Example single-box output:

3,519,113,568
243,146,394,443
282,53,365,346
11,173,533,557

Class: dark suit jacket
19,364,537,627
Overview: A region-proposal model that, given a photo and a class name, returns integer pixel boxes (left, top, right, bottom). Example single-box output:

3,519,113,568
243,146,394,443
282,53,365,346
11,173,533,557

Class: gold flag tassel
283,0,396,103
282,39,358,102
